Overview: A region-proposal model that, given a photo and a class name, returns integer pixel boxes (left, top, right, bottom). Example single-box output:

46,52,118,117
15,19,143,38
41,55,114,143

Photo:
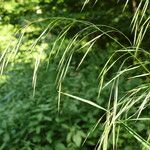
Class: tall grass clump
0,0,150,150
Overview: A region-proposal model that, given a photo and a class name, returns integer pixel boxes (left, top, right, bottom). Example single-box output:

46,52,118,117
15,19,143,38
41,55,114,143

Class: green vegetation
0,0,150,150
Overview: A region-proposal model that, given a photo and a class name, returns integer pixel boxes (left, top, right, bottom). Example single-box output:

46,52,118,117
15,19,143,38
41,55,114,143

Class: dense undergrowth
0,0,150,150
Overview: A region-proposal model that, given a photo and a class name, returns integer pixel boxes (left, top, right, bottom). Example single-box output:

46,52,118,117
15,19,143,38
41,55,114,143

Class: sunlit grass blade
60,92,108,112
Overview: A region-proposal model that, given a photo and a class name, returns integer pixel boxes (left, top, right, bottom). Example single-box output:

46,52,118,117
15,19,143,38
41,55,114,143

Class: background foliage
0,0,150,150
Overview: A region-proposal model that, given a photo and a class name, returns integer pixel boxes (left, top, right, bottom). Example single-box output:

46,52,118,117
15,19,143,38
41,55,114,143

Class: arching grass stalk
0,0,149,149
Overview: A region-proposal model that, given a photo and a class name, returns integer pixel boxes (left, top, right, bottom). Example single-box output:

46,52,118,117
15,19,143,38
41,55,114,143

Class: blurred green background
0,0,150,150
